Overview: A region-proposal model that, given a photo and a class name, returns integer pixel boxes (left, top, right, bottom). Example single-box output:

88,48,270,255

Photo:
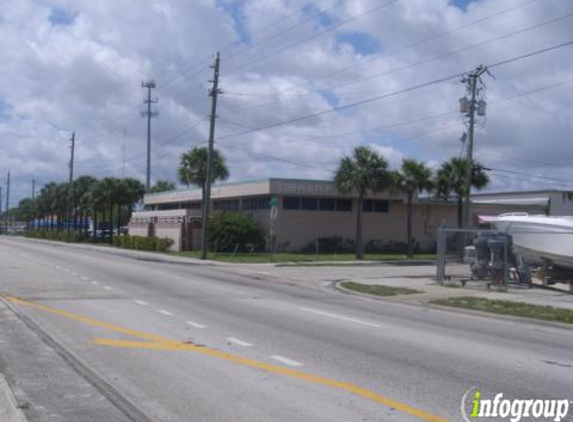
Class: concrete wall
154,223,182,252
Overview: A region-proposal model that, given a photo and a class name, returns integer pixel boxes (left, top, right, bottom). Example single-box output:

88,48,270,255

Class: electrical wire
213,39,573,142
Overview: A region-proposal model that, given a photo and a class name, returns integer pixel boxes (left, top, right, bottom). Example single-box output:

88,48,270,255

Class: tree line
5,145,488,257
335,146,489,259
10,176,153,243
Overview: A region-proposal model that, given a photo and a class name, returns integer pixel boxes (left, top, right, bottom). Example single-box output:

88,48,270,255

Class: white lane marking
103,286,113,291
91,281,100,285
80,276,90,280
270,355,304,367
299,307,382,328
158,310,173,316
226,337,253,347
186,321,206,329
71,272,78,276
134,300,149,306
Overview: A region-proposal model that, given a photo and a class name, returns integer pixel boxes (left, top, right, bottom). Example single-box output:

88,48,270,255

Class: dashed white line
71,272,78,276
270,355,304,367
80,276,90,281
91,281,100,285
299,307,382,328
226,337,253,347
158,310,173,316
134,300,149,306
103,286,113,291
186,321,206,329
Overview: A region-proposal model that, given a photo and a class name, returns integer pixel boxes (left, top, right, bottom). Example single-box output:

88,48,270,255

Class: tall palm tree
436,157,489,228
335,146,392,260
178,147,229,212
117,178,145,234
39,182,59,231
92,177,118,243
392,159,434,257
75,175,98,237
148,180,175,194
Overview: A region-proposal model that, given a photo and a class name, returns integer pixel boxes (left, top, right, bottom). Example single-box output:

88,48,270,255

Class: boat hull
493,216,573,270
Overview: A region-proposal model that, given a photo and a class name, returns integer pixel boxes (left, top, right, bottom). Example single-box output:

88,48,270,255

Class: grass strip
431,296,573,324
340,281,423,297
174,252,436,263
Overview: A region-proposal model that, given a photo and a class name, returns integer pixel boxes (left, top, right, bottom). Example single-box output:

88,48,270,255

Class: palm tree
178,147,229,212
148,180,175,194
392,159,434,257
117,178,145,234
91,177,119,243
436,157,489,228
74,176,97,237
334,146,392,260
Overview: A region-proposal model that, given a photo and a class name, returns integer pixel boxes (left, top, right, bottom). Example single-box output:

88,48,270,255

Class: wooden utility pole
67,132,75,243
462,65,487,231
200,53,222,260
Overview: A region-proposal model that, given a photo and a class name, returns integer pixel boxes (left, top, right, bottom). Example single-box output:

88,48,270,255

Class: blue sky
48,6,77,26
451,0,479,11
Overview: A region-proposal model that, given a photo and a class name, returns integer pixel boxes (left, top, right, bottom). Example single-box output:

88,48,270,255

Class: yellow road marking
5,295,452,422
5,295,170,343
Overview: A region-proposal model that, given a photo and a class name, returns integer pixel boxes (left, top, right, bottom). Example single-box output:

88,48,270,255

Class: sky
0,0,572,206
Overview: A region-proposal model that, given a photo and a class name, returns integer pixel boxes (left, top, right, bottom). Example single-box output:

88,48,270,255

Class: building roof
144,177,408,206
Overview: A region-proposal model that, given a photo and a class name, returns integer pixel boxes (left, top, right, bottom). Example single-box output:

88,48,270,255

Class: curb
332,281,573,331
3,237,227,267
0,375,27,422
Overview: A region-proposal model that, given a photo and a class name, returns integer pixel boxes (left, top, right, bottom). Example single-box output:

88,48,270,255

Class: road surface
0,237,572,422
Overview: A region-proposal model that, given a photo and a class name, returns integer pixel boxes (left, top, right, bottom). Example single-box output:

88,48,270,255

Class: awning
477,215,499,225
472,197,550,207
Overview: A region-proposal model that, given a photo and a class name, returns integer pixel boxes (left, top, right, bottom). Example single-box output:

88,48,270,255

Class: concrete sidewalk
252,262,573,310
0,375,26,422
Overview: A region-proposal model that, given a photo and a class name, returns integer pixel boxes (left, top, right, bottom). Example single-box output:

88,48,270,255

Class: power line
220,0,400,78
216,0,548,112
215,39,573,141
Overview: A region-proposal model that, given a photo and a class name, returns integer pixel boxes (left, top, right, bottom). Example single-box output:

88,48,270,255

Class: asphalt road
1,237,572,422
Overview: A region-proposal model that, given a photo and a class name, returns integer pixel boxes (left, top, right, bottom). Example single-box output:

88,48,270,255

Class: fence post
436,227,446,285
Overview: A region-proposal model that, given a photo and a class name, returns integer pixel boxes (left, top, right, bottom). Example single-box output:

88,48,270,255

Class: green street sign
269,197,279,207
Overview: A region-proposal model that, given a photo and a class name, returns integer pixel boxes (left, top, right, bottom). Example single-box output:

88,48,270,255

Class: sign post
269,197,279,262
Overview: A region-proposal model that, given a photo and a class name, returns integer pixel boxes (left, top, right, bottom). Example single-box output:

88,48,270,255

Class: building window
213,199,240,211
301,197,318,210
283,196,301,210
363,199,389,213
336,199,352,212
319,198,335,211
184,202,201,210
242,196,271,211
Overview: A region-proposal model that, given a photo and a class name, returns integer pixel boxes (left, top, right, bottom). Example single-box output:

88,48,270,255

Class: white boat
493,213,573,270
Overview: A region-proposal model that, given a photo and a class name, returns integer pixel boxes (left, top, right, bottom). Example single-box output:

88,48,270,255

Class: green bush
208,212,263,252
365,239,421,254
26,229,87,243
302,236,355,254
113,234,172,252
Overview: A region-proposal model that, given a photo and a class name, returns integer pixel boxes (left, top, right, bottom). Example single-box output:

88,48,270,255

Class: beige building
129,178,557,252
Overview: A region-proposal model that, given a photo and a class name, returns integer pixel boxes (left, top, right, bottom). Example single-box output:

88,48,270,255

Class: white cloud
1,0,572,205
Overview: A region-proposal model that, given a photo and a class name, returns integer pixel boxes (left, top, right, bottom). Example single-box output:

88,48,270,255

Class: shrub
302,236,355,254
365,239,421,254
208,212,263,252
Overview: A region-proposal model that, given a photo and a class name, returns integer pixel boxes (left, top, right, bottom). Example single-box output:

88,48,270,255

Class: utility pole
200,52,222,260
122,129,127,178
141,81,158,190
67,132,75,243
5,171,10,235
460,65,487,232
